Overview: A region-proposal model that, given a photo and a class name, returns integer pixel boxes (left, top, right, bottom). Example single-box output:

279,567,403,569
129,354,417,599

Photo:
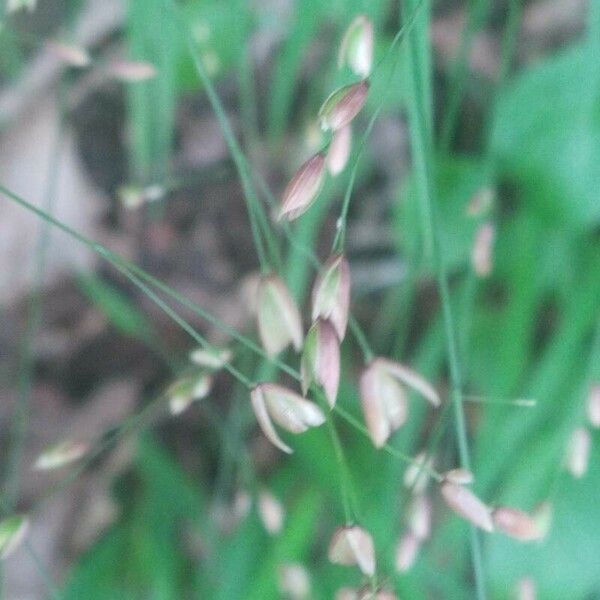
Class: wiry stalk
2,83,66,512
401,0,487,597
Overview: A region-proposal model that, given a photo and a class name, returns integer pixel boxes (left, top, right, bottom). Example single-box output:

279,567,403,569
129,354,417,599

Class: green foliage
77,274,153,340
492,44,600,228
2,0,600,599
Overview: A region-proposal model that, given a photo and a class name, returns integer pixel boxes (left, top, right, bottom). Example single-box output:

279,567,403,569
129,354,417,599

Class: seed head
46,41,91,67
338,15,374,78
301,319,340,407
258,489,285,535
360,361,408,448
440,482,494,532
327,125,353,175
34,440,88,471
168,373,212,415
318,81,370,132
492,506,541,541
403,451,434,495
586,383,600,428
471,222,495,277
516,577,537,600
407,494,432,540
109,60,157,82
256,275,303,357
0,515,29,560
566,427,591,478
532,501,553,539
189,347,232,370
278,563,311,599
466,186,495,217
328,525,376,576
442,468,475,485
395,532,420,572
311,254,351,340
360,358,439,448
250,383,325,454
279,153,326,221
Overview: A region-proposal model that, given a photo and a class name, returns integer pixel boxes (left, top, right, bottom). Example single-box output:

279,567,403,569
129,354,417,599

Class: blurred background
0,0,599,598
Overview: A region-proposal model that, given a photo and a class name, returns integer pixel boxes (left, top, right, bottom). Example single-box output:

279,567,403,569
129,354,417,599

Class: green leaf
77,274,153,340
492,43,600,228
0,515,29,559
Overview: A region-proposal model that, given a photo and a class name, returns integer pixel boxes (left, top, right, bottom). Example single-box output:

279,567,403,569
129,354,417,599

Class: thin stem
332,1,426,253
325,414,353,524
333,405,443,482
401,0,487,596
0,183,446,489
0,183,296,380
167,0,275,273
108,261,255,389
439,0,492,153
3,83,66,510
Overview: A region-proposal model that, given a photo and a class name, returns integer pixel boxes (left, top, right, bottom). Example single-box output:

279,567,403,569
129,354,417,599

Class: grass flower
278,153,326,221
109,60,157,82
256,275,303,357
189,347,232,370
360,358,440,448
338,15,374,78
311,254,351,341
318,81,370,132
328,525,376,576
250,383,325,454
301,319,340,408
587,383,600,428
34,440,88,471
440,482,494,532
327,125,352,175
566,426,591,478
167,373,212,415
46,41,91,67
395,532,420,572
492,507,541,541
258,490,284,535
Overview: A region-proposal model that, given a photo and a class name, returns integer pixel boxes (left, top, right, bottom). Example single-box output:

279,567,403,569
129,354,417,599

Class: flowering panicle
492,507,541,542
587,383,600,428
250,383,325,454
318,81,370,132
189,347,232,370
109,60,157,82
258,489,285,535
301,319,340,408
34,440,88,471
311,254,351,341
472,222,496,277
360,358,440,448
278,563,311,599
395,494,432,572
167,372,212,416
338,15,374,78
328,525,376,576
565,427,591,478
46,41,91,67
327,125,352,176
403,451,434,494
279,153,326,221
256,275,303,357
439,481,494,532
